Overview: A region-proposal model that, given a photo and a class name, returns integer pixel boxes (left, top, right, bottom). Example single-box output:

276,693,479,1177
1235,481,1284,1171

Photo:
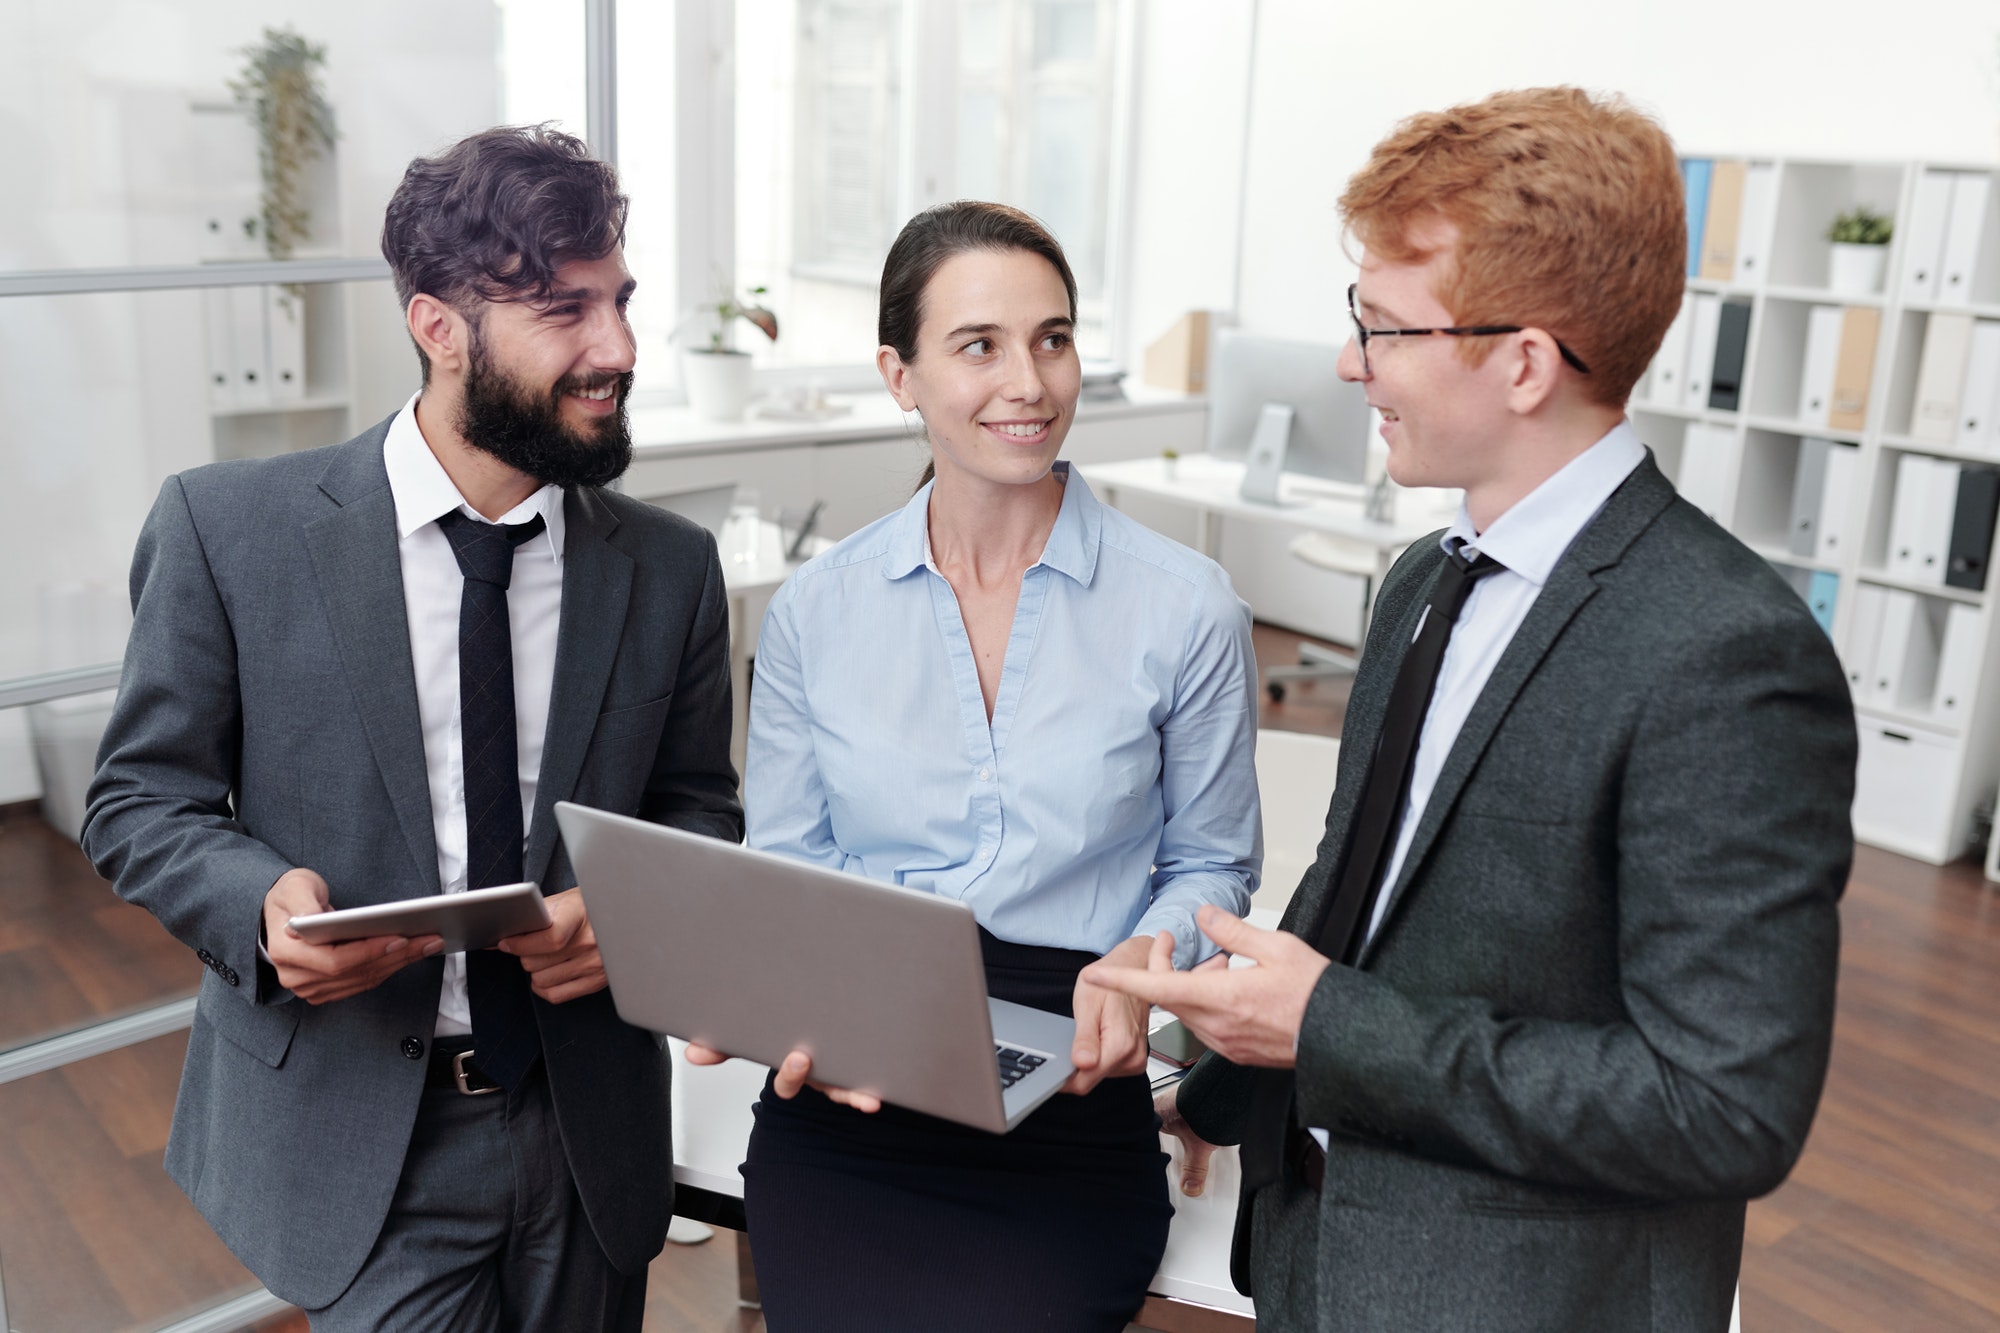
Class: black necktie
1240,543,1503,1195
436,507,548,1091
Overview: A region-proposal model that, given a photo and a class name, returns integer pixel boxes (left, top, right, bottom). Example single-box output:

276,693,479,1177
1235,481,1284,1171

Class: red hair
1339,87,1685,408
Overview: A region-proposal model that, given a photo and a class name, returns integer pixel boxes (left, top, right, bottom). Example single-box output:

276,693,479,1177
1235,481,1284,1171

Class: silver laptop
641,482,736,539
554,801,1077,1133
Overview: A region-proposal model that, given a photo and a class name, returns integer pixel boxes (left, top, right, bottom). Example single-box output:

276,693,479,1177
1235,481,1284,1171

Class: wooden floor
0,624,1993,1331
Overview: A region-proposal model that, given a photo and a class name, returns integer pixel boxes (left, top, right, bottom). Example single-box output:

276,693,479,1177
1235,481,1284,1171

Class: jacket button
197,948,214,965
220,966,240,987
401,1037,425,1061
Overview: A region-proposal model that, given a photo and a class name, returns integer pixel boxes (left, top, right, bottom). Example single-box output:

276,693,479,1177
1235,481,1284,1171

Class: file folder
1946,464,2000,591
1932,602,1983,725
1797,305,1844,427
1895,596,1944,712
1887,454,1935,582
1789,438,1832,557
1828,306,1880,432
1700,160,1746,282
1873,588,1920,706
1939,173,1993,303
202,286,236,411
1683,294,1723,410
1733,164,1777,285
1816,443,1858,563
229,283,270,410
1902,171,1956,304
1676,423,1741,524
1915,460,1961,585
1806,570,1838,638
1682,159,1712,279
1959,320,2000,455
1911,312,1974,444
1708,301,1752,411
1843,583,1886,699
1649,295,1694,406
266,285,307,404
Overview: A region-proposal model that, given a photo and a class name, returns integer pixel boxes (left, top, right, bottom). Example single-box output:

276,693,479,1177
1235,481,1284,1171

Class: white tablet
288,882,550,953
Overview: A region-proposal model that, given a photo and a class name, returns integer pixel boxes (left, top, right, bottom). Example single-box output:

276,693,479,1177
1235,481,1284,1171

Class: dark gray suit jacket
83,421,743,1308
1178,455,1855,1331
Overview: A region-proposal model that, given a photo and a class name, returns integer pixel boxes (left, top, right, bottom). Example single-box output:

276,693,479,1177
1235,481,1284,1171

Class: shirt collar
883,461,1103,587
1442,419,1646,585
382,391,566,564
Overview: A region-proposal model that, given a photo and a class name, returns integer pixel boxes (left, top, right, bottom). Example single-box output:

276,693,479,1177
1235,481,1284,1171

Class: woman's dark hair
877,201,1078,487
381,124,628,381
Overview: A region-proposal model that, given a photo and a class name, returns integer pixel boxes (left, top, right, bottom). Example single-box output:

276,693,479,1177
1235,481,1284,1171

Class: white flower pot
682,349,754,422
1828,243,1887,296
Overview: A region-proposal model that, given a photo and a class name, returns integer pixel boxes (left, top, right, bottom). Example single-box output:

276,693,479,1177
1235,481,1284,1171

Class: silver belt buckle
453,1048,500,1096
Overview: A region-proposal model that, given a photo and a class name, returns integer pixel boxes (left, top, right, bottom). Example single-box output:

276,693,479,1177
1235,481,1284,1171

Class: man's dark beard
456,338,634,490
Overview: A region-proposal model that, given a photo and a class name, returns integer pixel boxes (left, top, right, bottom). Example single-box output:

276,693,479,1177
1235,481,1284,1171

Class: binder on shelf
265,285,306,404
1806,570,1839,638
1676,423,1742,524
1648,294,1694,406
1842,582,1886,698
1946,464,2000,591
1788,437,1832,557
1700,160,1746,282
202,286,236,411
1816,442,1858,563
1938,173,1993,303
1707,301,1752,411
1797,305,1844,426
1902,170,1956,304
228,282,270,410
1887,453,1936,581
1894,595,1944,712
1958,320,2000,455
1682,159,1713,279
1732,163,1777,285
1933,601,1983,724
1915,460,1962,585
1872,587,1920,705
1682,294,1723,410
1910,312,1974,443
1827,306,1880,432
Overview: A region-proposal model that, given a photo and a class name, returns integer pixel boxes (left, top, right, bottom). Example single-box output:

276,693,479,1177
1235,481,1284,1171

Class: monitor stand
1238,402,1304,506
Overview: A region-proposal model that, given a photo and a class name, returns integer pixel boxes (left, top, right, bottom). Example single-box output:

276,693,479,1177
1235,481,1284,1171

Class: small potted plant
681,286,779,421
1827,206,1892,296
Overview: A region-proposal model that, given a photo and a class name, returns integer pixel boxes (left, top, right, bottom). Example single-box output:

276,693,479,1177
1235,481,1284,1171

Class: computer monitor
1204,329,1370,501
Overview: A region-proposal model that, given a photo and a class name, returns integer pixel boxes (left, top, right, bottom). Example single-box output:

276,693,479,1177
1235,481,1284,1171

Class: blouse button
977,767,991,781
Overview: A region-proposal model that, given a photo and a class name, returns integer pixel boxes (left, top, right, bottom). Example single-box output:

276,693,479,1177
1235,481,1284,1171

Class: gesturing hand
1063,934,1157,1095
1079,905,1330,1069
495,887,606,1003
262,868,442,1005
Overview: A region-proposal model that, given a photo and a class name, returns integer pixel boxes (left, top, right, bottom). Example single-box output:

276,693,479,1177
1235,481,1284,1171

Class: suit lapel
304,434,441,893
524,487,632,884
1356,455,1678,965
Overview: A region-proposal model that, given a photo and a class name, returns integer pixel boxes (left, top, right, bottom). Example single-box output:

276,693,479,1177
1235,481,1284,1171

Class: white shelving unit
1635,157,2000,868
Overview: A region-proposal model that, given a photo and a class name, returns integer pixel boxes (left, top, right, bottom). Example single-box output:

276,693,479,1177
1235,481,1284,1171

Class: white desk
1079,452,1455,599
668,1017,1262,1329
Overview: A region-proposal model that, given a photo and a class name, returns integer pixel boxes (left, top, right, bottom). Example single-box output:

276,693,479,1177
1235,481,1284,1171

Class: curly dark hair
381,124,628,381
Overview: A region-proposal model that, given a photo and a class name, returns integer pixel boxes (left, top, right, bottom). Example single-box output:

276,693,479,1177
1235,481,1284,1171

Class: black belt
426,1037,502,1095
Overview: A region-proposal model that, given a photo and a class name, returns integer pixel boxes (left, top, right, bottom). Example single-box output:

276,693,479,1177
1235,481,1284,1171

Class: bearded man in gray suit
1088,89,1855,1331
84,126,740,1328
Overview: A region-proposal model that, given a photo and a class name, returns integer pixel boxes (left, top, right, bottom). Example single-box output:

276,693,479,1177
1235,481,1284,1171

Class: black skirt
741,929,1173,1333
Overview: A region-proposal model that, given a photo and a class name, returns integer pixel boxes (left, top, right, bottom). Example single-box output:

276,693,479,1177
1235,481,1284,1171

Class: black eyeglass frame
1347,283,1591,376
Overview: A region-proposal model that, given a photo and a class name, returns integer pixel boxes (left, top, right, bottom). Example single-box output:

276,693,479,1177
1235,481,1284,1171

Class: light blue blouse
745,463,1261,968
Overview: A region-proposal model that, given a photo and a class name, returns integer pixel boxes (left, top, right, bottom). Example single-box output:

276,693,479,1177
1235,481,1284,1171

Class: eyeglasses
1346,283,1590,376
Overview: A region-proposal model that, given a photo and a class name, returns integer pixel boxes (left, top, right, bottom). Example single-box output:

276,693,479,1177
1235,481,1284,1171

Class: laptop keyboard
996,1044,1049,1089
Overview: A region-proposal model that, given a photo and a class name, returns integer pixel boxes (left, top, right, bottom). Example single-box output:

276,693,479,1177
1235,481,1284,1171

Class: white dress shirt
1309,420,1644,1149
382,393,566,1036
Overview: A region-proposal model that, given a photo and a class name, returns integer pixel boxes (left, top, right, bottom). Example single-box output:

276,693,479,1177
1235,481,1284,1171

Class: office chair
1263,532,1379,701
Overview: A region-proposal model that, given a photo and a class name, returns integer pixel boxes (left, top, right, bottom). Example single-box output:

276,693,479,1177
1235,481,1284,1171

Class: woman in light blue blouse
732,201,1260,1332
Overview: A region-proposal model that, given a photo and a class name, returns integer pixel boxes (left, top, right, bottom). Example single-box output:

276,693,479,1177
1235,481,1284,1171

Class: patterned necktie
1241,543,1505,1195
436,507,548,1091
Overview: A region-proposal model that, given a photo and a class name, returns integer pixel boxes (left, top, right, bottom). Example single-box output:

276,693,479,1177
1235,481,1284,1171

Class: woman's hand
1062,933,1161,1095
684,1042,883,1113
1155,1081,1219,1197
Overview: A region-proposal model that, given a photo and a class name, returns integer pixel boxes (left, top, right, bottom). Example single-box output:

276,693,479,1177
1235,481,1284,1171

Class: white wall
1234,0,2000,340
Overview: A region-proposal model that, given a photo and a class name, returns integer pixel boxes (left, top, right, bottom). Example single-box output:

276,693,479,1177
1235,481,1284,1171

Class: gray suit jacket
1178,455,1855,1331
83,421,743,1308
